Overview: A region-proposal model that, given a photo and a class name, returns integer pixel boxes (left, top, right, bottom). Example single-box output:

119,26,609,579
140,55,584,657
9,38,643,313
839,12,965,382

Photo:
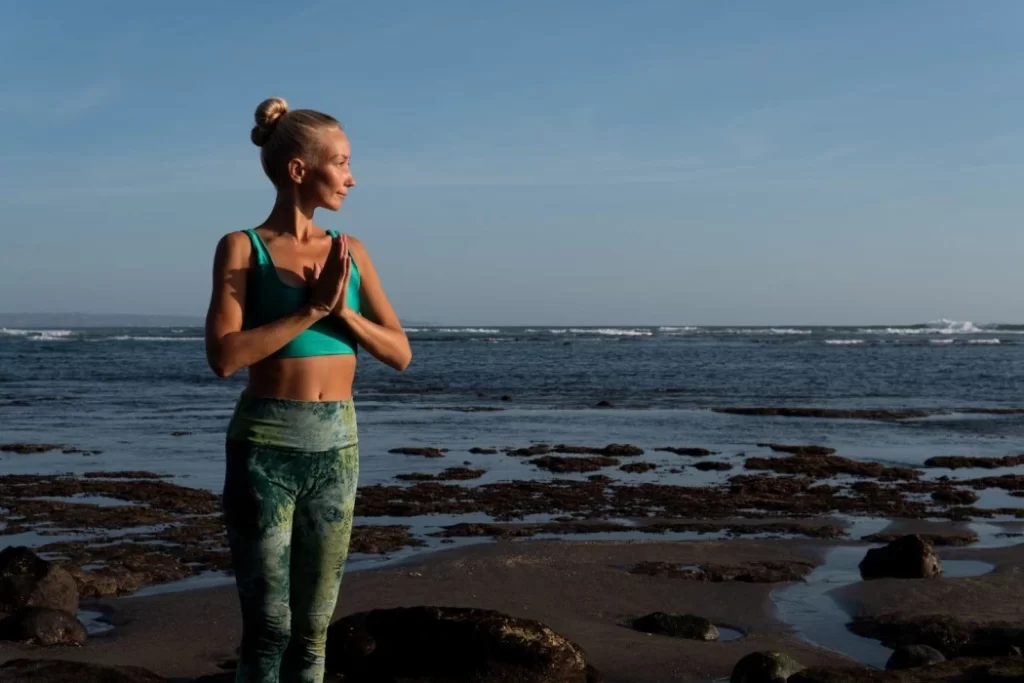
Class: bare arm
335,237,412,371
204,232,328,378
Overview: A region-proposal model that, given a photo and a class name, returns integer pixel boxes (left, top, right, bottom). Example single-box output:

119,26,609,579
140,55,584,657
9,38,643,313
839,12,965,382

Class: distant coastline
0,312,438,328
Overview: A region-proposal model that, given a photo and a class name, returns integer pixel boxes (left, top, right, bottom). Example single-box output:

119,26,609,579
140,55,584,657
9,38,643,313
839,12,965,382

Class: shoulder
213,230,253,265
346,234,371,263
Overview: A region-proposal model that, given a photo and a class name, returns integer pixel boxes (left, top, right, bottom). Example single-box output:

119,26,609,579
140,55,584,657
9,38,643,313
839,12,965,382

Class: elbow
206,350,236,379
390,347,413,372
209,360,234,379
212,364,233,379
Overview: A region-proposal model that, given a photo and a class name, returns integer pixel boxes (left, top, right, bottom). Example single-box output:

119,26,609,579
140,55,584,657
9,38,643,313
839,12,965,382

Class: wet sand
0,538,844,682
1,534,1021,683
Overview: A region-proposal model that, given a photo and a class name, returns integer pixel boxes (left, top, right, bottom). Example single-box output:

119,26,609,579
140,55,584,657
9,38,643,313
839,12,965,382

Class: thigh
223,442,299,603
289,445,359,616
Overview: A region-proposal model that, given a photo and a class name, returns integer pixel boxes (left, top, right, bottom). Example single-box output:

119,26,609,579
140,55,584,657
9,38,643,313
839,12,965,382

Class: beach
2,532,1023,682
2,324,1024,681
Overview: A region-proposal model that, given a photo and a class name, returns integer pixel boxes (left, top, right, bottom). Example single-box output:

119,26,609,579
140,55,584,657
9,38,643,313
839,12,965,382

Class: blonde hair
250,97,342,186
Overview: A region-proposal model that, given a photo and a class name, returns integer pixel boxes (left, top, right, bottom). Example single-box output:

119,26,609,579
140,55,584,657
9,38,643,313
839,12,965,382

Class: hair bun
251,97,289,147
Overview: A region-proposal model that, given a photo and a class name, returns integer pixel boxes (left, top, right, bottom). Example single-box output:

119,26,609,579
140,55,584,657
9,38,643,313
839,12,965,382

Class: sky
1,1,1023,326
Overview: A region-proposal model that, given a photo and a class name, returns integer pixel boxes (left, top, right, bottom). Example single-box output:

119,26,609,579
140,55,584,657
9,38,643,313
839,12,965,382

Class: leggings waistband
226,393,358,452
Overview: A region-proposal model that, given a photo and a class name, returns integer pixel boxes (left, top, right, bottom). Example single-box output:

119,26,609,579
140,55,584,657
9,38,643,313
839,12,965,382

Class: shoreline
2,437,1023,681
2,533,1022,682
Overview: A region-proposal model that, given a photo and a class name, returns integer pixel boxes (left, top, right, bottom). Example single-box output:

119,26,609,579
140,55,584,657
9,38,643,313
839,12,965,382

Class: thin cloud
51,84,117,118
0,82,117,120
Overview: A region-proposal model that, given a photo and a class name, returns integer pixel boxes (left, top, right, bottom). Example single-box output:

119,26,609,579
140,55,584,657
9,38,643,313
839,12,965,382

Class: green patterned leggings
223,395,359,683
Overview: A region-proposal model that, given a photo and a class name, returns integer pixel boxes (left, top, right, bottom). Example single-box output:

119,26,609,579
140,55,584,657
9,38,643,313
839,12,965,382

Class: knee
246,601,292,651
290,610,332,648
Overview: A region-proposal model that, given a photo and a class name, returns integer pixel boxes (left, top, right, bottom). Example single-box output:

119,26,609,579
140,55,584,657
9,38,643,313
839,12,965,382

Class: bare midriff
246,354,357,401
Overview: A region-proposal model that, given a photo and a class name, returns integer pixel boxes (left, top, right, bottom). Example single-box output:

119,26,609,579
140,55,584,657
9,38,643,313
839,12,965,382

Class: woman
204,97,411,683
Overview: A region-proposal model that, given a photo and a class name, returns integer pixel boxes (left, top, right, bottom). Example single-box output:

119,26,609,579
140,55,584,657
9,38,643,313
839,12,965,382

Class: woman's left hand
330,234,354,319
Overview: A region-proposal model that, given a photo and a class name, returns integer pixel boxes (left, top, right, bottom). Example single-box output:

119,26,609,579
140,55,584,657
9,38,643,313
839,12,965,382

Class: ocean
3,320,1023,493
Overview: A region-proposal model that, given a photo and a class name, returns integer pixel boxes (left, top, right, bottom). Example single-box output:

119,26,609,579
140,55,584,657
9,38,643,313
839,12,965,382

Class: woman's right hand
309,234,350,315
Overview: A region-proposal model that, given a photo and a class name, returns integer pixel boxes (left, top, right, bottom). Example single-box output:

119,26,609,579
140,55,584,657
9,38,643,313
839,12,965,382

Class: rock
530,456,620,473
0,606,87,645
500,395,513,401
631,612,719,641
600,444,644,456
730,650,805,682
349,525,426,554
925,455,1024,469
631,560,815,583
396,467,486,482
715,407,930,421
0,547,79,616
190,675,237,683
858,535,942,580
469,447,498,455
0,659,166,683
619,463,657,474
656,447,716,457
66,567,145,598
170,431,190,437
757,443,837,456
789,657,1024,682
885,644,946,670
861,532,977,548
745,454,920,481
325,606,594,682
191,672,345,683
0,444,64,454
930,488,980,505
595,400,614,408
548,444,643,457
81,471,170,479
848,613,1024,659
506,445,552,457
695,461,734,471
388,447,449,458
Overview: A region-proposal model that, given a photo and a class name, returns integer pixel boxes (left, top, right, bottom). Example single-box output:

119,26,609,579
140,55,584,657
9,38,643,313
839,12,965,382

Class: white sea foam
722,328,812,335
569,328,653,336
824,339,864,345
435,328,500,333
108,336,204,342
929,338,955,344
968,338,1001,344
863,319,985,335
658,326,699,332
1,328,73,337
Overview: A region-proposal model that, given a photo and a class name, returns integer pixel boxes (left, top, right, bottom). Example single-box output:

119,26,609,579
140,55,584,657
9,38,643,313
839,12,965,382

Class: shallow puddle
771,545,994,669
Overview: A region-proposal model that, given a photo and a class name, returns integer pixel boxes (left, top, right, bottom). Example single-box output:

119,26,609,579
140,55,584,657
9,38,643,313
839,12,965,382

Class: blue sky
2,1,1023,325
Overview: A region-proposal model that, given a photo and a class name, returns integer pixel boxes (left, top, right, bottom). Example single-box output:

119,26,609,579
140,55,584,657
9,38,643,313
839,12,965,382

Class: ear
286,157,307,185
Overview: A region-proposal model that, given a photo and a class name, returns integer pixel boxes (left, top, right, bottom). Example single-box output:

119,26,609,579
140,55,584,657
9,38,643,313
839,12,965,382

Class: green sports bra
242,229,360,358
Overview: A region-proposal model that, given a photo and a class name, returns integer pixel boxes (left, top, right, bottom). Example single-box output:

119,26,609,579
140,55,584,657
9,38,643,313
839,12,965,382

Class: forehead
320,127,351,158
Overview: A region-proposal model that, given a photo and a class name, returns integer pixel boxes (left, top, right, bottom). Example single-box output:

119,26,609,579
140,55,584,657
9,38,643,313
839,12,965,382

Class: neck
265,193,318,241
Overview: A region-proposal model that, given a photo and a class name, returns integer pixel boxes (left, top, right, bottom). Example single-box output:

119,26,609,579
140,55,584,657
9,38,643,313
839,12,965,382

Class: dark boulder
0,547,79,616
859,535,942,580
885,644,946,670
730,650,804,682
631,612,719,641
0,606,87,646
790,656,1024,682
325,606,595,683
0,659,165,683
